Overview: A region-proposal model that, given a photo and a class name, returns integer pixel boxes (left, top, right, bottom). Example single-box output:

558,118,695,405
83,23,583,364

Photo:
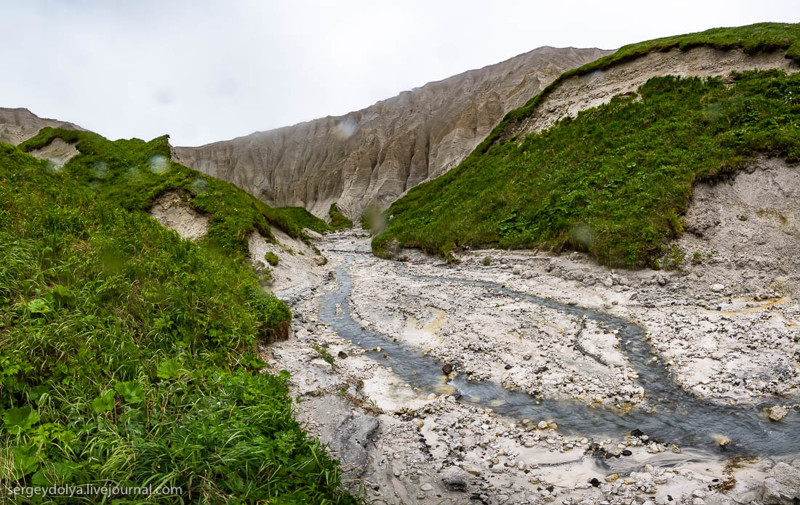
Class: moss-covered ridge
0,140,356,502
374,67,800,267
477,22,800,156
20,127,332,257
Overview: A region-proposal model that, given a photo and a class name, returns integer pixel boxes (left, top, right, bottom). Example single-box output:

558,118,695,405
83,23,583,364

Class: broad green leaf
11,445,41,478
26,298,50,315
157,358,181,379
3,405,40,433
30,462,74,486
91,389,116,413
114,381,144,403
29,385,50,404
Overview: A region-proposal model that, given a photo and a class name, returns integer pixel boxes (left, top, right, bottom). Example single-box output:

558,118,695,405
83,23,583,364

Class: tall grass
374,70,800,267
0,143,356,503
19,128,332,257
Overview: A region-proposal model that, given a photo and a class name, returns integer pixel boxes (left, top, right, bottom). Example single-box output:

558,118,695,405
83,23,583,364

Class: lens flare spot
334,117,358,140
189,178,208,195
149,155,169,174
92,161,109,180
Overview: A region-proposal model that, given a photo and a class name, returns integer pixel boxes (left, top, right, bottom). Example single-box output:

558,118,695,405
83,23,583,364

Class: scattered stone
767,405,789,422
711,283,726,292
440,466,470,492
337,351,348,359
761,462,800,504
442,363,453,375
605,474,620,483
420,483,433,492
589,477,600,487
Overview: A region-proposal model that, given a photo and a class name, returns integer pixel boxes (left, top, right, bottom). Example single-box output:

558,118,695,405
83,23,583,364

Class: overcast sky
3,1,798,146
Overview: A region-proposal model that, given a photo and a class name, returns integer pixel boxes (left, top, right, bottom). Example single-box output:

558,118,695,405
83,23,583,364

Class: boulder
761,462,800,504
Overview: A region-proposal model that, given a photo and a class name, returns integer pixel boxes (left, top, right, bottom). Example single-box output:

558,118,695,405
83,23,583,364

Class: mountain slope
373,23,800,267
173,46,611,218
20,127,332,256
0,134,354,502
0,107,82,145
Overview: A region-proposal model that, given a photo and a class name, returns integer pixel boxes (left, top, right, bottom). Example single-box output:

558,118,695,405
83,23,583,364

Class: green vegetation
0,142,355,503
264,251,280,266
482,23,800,152
375,69,800,267
327,203,353,230
275,206,334,234
482,256,492,266
20,128,330,257
312,345,335,366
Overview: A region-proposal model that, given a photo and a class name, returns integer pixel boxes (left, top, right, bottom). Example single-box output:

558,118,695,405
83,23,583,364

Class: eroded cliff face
173,47,611,218
504,47,799,140
0,107,82,145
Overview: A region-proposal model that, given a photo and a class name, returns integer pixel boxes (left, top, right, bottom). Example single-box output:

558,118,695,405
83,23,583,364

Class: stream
319,255,800,457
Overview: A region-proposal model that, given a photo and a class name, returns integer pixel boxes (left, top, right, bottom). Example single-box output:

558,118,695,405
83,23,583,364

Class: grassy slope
0,141,355,503
327,204,353,231
375,23,800,267
20,128,332,256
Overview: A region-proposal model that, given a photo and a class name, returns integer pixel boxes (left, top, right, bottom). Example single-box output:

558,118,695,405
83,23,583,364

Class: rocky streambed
263,231,800,505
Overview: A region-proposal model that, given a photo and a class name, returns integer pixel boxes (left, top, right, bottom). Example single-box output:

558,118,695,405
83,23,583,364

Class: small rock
513,265,522,275
711,283,726,292
420,483,433,492
589,478,600,487
767,405,789,422
605,474,619,483
337,351,348,359
440,466,470,492
442,363,453,375
538,421,549,429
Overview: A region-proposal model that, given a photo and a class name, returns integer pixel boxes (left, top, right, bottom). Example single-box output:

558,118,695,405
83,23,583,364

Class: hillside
173,46,610,218
0,134,354,502
373,23,800,268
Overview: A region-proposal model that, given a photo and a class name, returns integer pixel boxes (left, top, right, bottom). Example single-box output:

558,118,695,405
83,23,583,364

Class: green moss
328,203,353,230
312,344,335,366
275,206,332,234
0,142,356,503
264,251,280,266
375,70,800,267
19,128,319,257
475,22,800,155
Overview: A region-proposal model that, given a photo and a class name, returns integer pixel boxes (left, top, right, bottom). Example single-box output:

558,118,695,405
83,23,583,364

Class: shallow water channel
319,256,800,457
